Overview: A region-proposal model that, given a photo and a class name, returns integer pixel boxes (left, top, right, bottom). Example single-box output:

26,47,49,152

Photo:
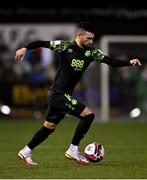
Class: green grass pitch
0,117,147,179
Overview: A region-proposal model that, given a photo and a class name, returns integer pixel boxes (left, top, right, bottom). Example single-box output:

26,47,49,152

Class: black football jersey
48,40,105,94
25,40,131,94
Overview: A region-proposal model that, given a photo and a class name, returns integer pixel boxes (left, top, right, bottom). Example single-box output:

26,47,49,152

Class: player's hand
130,59,142,66
15,47,27,62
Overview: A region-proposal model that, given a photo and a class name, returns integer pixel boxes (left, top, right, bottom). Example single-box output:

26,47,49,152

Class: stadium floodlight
0,104,11,115
129,107,141,118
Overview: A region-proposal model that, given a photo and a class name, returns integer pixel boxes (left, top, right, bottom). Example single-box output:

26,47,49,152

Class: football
84,142,105,162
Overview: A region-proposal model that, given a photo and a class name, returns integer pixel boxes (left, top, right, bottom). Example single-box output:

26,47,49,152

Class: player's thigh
45,93,70,124
46,93,89,120
45,109,65,124
63,93,87,117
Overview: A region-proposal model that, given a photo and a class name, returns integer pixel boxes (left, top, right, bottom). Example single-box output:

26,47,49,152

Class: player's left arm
101,56,142,67
92,48,142,67
130,58,142,66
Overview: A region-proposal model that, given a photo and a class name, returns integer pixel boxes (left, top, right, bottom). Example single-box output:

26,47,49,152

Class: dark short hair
77,22,95,33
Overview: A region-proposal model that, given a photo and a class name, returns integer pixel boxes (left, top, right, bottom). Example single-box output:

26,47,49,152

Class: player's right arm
15,41,50,61
15,47,27,62
15,40,72,61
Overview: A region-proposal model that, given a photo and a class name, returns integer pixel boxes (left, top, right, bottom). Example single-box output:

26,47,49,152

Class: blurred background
0,5,147,121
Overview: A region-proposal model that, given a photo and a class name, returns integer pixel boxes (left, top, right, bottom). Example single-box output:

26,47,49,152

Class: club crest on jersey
85,50,91,57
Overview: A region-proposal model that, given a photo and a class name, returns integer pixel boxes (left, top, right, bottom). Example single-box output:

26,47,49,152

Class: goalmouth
99,35,147,122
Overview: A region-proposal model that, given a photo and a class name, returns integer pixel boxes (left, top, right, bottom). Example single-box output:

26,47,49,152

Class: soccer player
15,22,142,165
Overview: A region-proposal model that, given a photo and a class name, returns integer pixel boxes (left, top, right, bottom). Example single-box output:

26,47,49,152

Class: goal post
99,35,147,122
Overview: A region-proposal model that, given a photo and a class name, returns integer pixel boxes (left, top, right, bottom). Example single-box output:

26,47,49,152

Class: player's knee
80,107,93,117
44,121,57,129
81,113,95,124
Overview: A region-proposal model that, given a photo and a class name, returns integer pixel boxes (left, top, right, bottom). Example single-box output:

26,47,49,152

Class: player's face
80,31,94,49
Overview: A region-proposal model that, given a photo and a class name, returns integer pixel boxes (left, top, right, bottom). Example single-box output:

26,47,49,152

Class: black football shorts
45,92,86,124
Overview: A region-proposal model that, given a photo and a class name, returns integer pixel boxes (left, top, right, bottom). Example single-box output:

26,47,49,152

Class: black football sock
27,126,54,150
71,113,95,146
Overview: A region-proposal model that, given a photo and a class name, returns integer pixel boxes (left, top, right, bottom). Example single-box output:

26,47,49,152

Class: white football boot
18,150,38,166
65,150,90,165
